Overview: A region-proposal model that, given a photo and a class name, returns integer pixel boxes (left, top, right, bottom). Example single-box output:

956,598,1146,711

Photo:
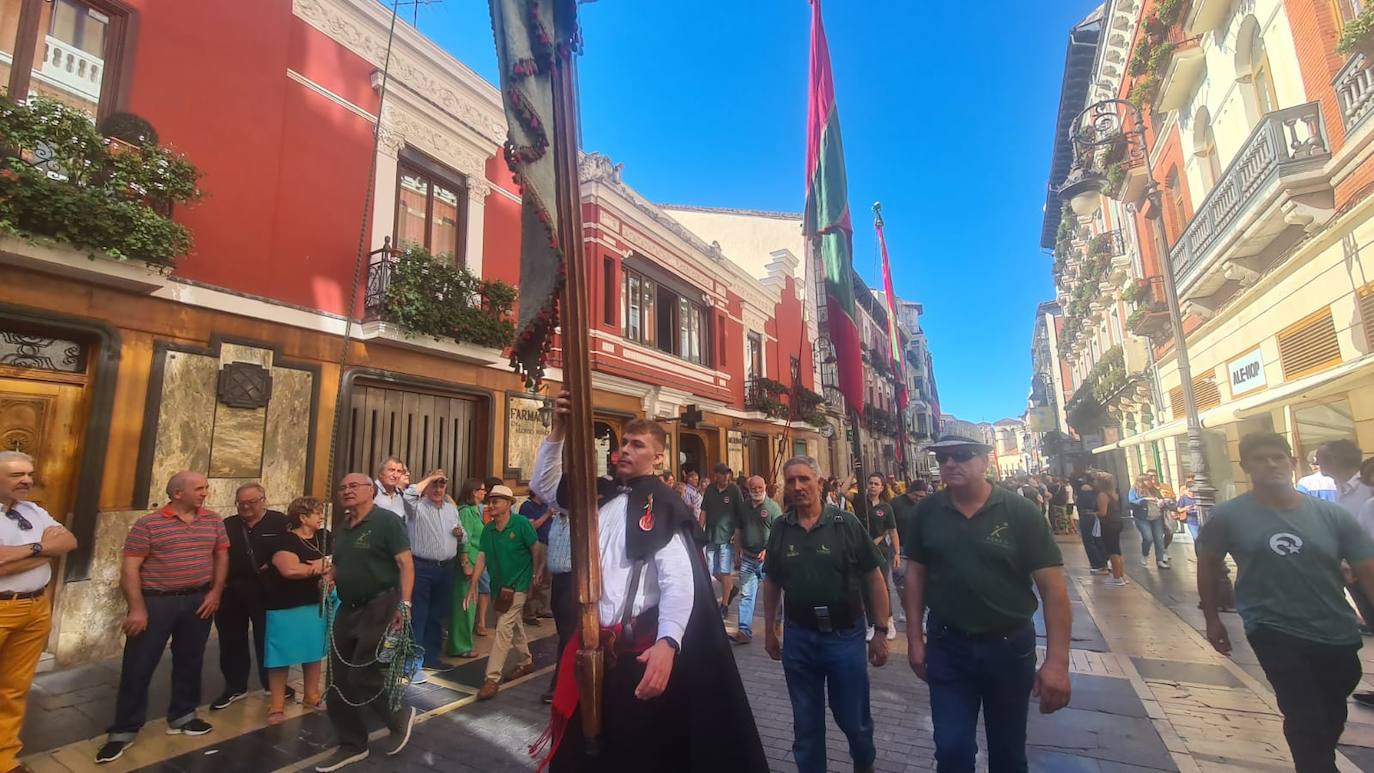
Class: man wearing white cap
464,484,537,700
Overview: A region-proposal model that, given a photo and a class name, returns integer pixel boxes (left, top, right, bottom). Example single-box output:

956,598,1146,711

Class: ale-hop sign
1227,349,1266,396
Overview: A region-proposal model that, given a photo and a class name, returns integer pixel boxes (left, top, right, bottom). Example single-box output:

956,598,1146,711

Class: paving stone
1131,657,1244,688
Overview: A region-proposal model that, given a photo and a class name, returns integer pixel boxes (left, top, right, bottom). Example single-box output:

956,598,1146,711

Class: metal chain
324,600,421,711
322,0,403,516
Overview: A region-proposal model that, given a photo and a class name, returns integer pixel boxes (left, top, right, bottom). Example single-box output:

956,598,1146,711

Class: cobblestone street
15,526,1374,772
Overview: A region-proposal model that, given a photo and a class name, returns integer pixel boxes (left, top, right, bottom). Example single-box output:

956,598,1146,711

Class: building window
746,332,763,380
622,268,709,365
1165,169,1187,244
1236,16,1278,128
2,0,126,119
603,257,616,325
1191,106,1223,195
395,152,467,266
1334,0,1364,25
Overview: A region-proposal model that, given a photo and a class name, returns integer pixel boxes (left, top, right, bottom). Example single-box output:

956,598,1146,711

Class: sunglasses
935,449,979,465
5,509,32,530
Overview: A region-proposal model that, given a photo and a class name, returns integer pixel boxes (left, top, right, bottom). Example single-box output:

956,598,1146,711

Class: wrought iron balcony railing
1171,102,1329,295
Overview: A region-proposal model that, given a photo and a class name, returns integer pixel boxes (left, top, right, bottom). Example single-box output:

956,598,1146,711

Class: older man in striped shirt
97,471,229,764
402,468,463,684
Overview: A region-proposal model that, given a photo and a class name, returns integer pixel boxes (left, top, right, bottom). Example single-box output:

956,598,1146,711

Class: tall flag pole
489,0,604,753
874,202,909,476
804,0,863,419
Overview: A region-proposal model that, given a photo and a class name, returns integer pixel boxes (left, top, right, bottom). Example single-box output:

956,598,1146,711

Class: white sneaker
1140,557,1150,568
865,625,875,642
1157,561,1170,570
1090,567,1109,575
886,618,897,641
1109,576,1129,586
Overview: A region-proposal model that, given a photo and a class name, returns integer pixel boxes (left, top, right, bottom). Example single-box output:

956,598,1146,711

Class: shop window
395,151,467,266
2,0,126,119
1293,398,1355,475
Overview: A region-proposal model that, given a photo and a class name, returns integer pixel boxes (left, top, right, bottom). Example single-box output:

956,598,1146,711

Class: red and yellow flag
803,0,863,414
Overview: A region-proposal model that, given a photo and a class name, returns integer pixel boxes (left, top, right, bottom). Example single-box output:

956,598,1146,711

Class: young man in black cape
529,390,768,773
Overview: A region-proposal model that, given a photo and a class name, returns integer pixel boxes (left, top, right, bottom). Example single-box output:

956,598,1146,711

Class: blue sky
402,0,1099,423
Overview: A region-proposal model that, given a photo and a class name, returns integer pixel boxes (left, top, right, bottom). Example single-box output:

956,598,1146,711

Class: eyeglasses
235,497,265,508
337,482,372,492
4,508,32,530
935,449,979,465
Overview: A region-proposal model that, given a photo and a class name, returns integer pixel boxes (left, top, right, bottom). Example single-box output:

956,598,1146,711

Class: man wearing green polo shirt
905,435,1071,773
317,472,415,773
763,456,889,773
1198,432,1374,773
465,485,537,700
702,463,747,617
730,475,781,644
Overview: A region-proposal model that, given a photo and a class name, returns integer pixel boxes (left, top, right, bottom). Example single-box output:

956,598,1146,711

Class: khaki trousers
485,591,531,682
0,595,50,770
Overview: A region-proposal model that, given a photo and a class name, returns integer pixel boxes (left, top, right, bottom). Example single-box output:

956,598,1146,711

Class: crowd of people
7,415,1374,772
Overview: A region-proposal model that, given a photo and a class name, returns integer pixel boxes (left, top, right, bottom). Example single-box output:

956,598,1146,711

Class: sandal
267,711,285,725
457,651,479,659
474,629,489,637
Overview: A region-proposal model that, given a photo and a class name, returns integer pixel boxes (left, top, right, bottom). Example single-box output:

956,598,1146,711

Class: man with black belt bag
98,472,228,764
763,456,890,773
904,436,1072,773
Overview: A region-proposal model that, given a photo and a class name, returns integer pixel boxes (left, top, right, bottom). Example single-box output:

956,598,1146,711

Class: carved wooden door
0,376,86,523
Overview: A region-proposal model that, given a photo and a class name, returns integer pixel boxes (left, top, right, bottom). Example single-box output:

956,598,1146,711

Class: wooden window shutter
1277,308,1342,380
1359,282,1374,350
1169,373,1220,419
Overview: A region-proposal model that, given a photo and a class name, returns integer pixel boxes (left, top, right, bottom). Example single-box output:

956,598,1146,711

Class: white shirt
373,481,417,517
533,439,695,648
1297,472,1338,502
0,500,58,593
1336,474,1373,518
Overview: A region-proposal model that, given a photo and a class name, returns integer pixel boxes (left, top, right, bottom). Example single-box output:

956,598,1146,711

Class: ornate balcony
1171,102,1333,305
1125,276,1170,340
1334,53,1374,135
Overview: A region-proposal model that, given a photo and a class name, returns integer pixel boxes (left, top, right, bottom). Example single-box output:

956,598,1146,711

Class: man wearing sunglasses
0,450,76,773
904,435,1072,772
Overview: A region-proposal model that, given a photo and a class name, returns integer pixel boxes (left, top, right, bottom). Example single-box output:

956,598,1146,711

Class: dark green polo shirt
858,500,896,561
891,494,921,549
906,485,1062,634
740,497,780,555
702,483,747,546
479,514,538,593
764,506,883,611
334,506,411,604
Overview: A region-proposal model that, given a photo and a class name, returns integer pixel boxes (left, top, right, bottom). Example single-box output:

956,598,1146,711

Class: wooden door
346,384,481,486
0,375,87,523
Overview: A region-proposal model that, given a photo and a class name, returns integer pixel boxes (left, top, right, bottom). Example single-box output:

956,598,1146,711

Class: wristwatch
28,542,41,556
658,636,681,653
872,624,889,636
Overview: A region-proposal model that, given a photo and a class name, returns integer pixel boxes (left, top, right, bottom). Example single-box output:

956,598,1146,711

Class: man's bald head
165,470,209,511
338,471,376,511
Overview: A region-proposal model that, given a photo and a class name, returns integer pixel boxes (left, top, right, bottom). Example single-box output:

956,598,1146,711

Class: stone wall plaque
505,393,551,482
218,362,273,409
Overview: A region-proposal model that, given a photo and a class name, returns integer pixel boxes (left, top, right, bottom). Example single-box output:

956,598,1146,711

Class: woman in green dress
446,478,487,657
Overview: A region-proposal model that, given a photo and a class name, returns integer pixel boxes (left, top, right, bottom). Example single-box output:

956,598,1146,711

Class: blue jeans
1185,515,1199,540
736,553,764,637
781,621,874,773
1134,517,1167,561
926,613,1037,773
411,558,456,670
1078,512,1105,569
109,592,213,739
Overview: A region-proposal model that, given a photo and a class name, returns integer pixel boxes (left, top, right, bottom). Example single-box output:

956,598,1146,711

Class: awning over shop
1093,352,1374,453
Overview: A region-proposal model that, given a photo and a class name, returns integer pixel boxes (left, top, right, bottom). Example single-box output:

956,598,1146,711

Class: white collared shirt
533,439,694,648
1337,474,1373,518
0,500,58,593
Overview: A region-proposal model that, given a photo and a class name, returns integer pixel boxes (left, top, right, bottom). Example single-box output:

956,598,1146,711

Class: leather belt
0,589,44,601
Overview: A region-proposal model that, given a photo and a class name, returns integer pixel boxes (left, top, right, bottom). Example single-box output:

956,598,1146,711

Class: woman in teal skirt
446,479,487,658
264,497,333,724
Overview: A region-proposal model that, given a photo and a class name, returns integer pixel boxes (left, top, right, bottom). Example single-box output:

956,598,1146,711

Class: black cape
551,473,768,773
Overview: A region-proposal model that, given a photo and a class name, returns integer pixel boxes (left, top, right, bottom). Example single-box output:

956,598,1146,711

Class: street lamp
1057,99,1216,523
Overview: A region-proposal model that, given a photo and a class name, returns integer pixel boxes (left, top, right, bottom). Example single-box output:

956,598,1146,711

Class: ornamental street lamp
1057,99,1217,524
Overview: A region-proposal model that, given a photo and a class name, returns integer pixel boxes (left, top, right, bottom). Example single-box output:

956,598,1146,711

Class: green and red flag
803,0,863,414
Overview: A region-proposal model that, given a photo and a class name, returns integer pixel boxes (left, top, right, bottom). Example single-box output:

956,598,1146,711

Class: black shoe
719,604,728,620
210,690,245,710
285,685,297,701
541,689,554,704
95,739,132,764
1354,691,1374,708
385,706,417,756
537,611,554,619
315,749,370,772
523,617,542,627
166,718,213,736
